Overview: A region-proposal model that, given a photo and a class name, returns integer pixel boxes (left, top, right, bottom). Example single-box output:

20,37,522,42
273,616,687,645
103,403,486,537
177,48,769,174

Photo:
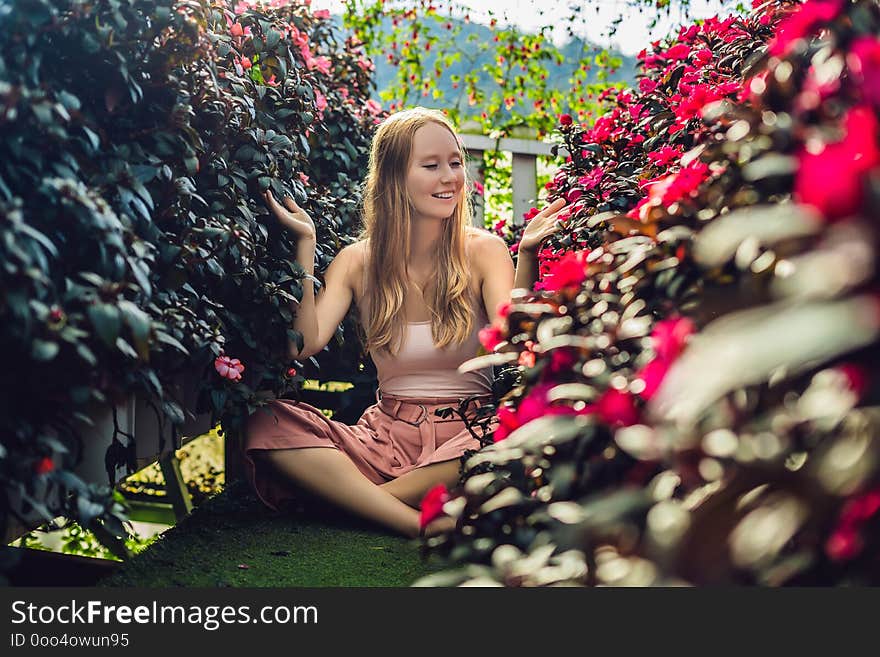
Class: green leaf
87,303,121,349
118,300,152,359
31,339,59,361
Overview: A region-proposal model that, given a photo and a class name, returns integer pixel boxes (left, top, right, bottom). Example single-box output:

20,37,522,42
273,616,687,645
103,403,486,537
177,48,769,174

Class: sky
310,0,735,56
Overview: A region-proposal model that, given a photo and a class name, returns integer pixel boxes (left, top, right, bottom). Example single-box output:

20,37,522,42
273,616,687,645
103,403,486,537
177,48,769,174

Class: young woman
244,107,568,538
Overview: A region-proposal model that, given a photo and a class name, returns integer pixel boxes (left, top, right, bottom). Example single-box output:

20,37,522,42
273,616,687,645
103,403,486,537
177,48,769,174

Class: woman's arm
473,232,516,324
288,241,361,361
263,191,359,360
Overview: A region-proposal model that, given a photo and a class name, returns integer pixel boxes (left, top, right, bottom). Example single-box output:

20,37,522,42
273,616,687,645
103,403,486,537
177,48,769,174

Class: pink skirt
243,393,496,510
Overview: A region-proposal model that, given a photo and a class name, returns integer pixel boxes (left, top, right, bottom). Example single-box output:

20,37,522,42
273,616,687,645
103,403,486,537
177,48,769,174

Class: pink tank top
360,267,493,399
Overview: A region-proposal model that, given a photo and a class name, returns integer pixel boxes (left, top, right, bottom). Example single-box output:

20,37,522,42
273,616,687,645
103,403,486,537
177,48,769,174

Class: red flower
666,44,691,61
230,22,243,38
215,355,245,381
34,457,54,475
795,106,880,221
836,363,868,398
419,484,450,529
286,367,298,377
542,250,590,292
559,113,573,126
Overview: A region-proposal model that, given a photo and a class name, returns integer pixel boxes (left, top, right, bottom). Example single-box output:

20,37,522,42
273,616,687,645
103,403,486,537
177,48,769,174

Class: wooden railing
461,133,565,228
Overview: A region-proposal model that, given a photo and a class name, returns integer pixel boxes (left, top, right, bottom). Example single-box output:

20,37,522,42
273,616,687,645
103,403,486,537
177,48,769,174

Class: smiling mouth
432,192,455,199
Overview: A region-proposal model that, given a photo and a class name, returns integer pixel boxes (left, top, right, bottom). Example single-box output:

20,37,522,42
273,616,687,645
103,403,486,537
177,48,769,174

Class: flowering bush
0,0,378,547
419,0,880,586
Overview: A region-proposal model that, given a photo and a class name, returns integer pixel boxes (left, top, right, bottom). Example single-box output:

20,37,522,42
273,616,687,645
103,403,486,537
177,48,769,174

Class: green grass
100,481,446,587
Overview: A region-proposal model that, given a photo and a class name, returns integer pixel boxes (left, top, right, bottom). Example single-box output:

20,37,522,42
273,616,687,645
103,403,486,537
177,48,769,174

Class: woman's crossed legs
257,447,458,538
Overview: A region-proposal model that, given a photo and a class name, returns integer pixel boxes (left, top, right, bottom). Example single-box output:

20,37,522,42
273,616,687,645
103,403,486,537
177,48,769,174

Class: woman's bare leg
380,460,460,508
260,447,436,538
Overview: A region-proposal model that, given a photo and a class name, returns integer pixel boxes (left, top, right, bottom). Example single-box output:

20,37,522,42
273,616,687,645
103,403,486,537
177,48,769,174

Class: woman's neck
408,216,444,266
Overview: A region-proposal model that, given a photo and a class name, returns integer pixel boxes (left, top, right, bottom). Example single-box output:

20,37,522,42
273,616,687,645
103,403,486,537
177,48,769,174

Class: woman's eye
451,161,462,167
423,164,438,169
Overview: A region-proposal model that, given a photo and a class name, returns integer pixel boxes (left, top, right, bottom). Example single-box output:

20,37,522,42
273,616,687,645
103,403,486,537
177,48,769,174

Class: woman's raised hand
263,190,317,242
517,197,569,256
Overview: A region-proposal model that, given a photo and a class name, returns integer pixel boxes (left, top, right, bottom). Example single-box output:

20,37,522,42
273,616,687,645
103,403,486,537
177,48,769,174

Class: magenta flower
666,44,691,61
419,484,450,530
478,325,505,352
639,78,658,94
636,317,695,401
595,388,639,427
542,249,590,292
215,355,245,382
651,316,696,362
577,167,605,191
647,146,682,169
795,106,880,221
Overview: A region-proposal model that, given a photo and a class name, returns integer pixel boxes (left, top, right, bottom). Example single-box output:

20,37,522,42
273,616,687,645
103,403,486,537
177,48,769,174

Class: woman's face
405,121,465,222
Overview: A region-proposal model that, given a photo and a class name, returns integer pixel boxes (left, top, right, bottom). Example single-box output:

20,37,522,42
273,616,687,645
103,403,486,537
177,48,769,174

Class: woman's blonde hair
359,107,475,355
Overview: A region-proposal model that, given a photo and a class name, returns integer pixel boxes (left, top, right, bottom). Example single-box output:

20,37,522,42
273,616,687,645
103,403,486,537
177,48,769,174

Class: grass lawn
100,481,446,587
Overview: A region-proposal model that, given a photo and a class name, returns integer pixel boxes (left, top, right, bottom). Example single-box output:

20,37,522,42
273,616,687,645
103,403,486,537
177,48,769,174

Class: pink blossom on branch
215,355,245,381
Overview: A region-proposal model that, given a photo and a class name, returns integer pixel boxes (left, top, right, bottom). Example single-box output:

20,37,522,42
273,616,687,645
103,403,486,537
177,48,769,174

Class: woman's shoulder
337,239,368,299
466,228,511,263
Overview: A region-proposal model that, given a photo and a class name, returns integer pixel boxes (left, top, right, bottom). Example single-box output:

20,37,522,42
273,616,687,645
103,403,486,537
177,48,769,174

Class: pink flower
795,106,880,221
478,325,505,352
307,55,332,75
240,57,252,70
364,99,382,116
215,355,245,381
419,484,450,529
472,181,485,196
635,317,695,400
299,172,310,185
313,9,331,19
542,250,590,292
651,316,695,362
230,22,244,37
314,89,327,115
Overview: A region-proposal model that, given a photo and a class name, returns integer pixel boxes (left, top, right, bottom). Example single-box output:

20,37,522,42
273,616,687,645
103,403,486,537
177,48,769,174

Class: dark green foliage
0,0,376,543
